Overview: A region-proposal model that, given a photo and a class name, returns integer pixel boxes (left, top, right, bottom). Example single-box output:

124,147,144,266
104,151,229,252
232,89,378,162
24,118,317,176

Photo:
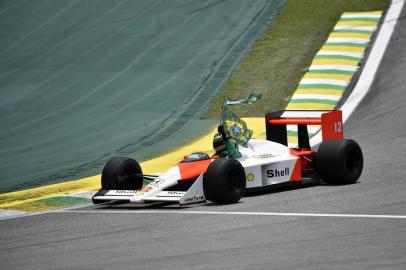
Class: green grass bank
203,0,389,119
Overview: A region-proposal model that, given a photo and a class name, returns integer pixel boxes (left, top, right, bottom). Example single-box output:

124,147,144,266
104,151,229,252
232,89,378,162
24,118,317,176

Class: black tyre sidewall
316,139,363,185
101,157,143,190
339,140,363,183
203,158,246,204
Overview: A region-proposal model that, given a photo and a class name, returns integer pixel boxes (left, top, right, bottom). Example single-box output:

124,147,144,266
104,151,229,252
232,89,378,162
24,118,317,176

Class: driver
212,125,241,158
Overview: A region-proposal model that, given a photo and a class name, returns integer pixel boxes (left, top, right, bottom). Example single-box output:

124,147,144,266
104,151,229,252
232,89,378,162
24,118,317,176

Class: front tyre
316,139,363,185
203,158,246,204
101,157,143,190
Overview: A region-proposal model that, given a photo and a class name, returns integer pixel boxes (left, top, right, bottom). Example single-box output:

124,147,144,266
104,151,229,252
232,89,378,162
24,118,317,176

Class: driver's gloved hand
218,125,228,141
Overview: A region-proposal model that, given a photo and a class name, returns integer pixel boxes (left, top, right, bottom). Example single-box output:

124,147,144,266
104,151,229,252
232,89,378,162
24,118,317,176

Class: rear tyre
101,157,143,190
316,139,363,185
203,158,246,204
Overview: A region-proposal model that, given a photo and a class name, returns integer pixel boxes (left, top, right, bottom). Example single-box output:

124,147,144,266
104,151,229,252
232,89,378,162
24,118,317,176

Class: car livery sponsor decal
247,173,255,182
182,195,205,204
150,178,165,187
266,167,290,178
141,186,154,193
155,191,185,197
141,178,166,193
166,191,184,196
261,159,296,185
105,190,138,196
252,154,279,160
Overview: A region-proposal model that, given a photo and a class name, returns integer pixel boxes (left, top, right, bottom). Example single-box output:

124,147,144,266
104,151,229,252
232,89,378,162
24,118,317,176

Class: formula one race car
92,106,363,206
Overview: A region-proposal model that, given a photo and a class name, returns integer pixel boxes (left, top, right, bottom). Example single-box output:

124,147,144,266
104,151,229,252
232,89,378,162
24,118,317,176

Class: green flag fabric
224,93,262,105
221,106,252,147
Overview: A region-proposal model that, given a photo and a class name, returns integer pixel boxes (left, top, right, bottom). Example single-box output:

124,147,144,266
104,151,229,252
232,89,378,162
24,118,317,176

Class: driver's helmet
213,132,226,155
181,152,210,163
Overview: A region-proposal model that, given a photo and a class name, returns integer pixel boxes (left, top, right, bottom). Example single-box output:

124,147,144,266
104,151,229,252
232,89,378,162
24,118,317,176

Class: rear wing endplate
265,110,343,148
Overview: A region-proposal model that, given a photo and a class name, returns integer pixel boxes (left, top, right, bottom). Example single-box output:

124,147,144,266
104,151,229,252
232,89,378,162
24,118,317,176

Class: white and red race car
92,110,363,205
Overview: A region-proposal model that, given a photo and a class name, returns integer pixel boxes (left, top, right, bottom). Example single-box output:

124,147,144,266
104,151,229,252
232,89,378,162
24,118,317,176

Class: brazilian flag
219,93,262,149
221,106,252,147
224,93,262,105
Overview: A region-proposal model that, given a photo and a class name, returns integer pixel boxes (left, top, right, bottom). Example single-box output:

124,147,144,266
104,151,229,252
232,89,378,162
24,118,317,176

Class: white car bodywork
92,139,301,206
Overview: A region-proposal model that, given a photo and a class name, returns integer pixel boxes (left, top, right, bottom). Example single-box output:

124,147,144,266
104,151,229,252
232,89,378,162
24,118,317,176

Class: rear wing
265,110,343,148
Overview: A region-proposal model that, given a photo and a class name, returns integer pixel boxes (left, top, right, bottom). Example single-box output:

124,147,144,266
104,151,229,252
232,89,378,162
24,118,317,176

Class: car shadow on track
242,179,327,198
244,180,361,197
90,179,361,211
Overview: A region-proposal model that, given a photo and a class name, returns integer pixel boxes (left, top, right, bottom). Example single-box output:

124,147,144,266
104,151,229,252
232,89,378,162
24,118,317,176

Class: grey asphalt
1,5,406,270
0,0,285,193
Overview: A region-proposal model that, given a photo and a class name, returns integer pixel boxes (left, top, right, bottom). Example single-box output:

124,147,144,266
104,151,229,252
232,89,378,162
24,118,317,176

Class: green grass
203,0,389,119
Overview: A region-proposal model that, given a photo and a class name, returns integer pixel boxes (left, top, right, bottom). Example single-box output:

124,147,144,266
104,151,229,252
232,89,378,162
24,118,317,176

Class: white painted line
310,0,405,147
0,203,94,221
291,94,341,101
309,65,358,72
327,38,370,44
342,0,404,123
300,78,349,87
56,210,406,219
0,209,28,220
64,191,96,199
341,14,382,19
317,51,364,58
334,26,377,31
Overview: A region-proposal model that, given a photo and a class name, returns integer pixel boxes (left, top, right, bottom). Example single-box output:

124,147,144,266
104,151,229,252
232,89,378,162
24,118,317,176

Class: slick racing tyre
203,158,246,204
101,157,143,190
316,139,363,185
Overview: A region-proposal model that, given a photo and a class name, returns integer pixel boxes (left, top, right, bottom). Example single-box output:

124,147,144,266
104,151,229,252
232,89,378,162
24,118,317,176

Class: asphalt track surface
0,0,285,193
2,5,406,270
1,7,406,268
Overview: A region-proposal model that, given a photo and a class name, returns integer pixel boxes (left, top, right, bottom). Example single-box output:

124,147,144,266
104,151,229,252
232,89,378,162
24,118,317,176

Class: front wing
92,174,206,206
